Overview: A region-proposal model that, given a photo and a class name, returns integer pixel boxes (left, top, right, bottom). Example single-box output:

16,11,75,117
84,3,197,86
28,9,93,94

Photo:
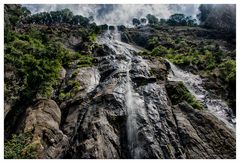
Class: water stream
98,26,140,158
167,60,236,131
97,26,235,158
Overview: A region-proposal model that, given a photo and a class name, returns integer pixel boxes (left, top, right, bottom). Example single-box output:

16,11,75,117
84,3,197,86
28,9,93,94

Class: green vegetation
132,18,141,26
5,31,94,100
59,91,71,101
5,132,39,159
25,8,91,27
4,4,96,107
166,14,197,27
166,81,204,110
4,4,31,29
4,6,99,158
5,32,61,99
146,14,159,25
58,79,81,101
139,36,232,76
139,45,169,56
138,30,235,111
132,13,197,27
218,60,236,84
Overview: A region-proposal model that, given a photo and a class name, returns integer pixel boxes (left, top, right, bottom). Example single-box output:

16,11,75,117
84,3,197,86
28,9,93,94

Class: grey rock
18,99,69,159
173,102,236,159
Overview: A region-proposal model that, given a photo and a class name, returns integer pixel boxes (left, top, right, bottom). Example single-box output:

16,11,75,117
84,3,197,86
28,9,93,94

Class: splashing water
167,60,235,131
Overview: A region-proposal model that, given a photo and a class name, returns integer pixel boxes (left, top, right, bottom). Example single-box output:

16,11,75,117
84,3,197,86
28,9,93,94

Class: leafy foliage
4,4,31,29
140,18,147,24
5,27,94,102
25,8,91,27
166,81,204,110
218,60,236,84
146,14,159,25
132,18,141,26
166,14,197,26
5,32,63,99
5,5,97,104
159,18,167,25
132,13,197,27
5,132,39,159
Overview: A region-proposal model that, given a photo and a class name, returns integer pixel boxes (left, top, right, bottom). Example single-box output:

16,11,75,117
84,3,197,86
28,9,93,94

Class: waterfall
107,25,110,35
125,59,140,158
167,60,236,131
97,28,141,158
113,26,121,41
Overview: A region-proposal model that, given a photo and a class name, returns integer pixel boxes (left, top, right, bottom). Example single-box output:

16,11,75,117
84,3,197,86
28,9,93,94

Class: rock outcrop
17,99,69,158
173,102,235,159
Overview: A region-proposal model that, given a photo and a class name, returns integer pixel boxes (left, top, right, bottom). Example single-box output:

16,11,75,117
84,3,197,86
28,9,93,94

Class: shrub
4,132,39,159
150,45,169,56
59,91,71,101
166,81,204,110
218,60,236,83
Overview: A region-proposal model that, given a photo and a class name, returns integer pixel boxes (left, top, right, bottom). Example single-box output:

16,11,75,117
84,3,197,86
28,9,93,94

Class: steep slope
6,29,236,159
4,5,236,159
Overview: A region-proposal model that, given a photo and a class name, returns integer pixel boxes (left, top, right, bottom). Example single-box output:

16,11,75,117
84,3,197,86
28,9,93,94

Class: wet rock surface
58,31,235,158
5,29,236,159
173,102,235,159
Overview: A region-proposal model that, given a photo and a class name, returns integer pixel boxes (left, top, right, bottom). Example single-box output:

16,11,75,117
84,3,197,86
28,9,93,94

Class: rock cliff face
17,99,69,158
5,28,235,159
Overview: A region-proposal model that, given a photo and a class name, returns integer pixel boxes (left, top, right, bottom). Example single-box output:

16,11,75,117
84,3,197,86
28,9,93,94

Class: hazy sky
23,4,200,25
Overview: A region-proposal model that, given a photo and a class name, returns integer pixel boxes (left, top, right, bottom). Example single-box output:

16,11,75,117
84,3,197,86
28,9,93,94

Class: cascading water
60,26,236,159
167,60,236,131
95,26,235,158
125,59,140,158
98,26,141,158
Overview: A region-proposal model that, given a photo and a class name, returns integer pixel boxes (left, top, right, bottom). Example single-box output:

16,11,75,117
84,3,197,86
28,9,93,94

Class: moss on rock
166,81,204,110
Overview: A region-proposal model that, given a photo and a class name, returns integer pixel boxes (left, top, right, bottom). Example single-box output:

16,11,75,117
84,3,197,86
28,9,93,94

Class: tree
140,18,147,24
61,8,73,23
146,14,158,25
167,14,186,26
166,13,197,27
89,15,94,22
159,18,167,25
25,8,90,27
186,16,197,27
132,18,140,26
71,15,89,26
21,7,31,17
71,15,81,25
4,4,31,29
